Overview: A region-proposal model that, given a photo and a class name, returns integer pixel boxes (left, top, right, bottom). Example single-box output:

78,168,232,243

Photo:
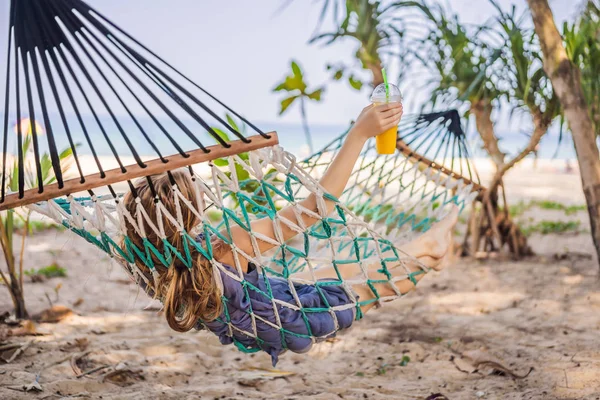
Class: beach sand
1,160,599,399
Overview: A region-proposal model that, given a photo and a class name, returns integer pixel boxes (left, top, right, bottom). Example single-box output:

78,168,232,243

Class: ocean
0,113,579,162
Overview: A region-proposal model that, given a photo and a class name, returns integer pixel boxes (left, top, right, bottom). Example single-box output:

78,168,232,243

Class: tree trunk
361,49,384,87
463,101,540,258
488,113,550,195
369,63,384,87
528,0,600,266
299,97,314,154
471,100,506,168
9,276,28,319
0,213,29,319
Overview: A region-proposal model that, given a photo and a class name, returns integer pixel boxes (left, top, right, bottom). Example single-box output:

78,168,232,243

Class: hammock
1,0,482,360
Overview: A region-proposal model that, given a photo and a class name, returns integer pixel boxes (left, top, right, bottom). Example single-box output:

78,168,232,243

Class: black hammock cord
1,0,270,203
299,109,481,191
1,0,480,210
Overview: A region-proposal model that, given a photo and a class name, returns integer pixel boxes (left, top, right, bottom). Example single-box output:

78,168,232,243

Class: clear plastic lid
370,83,402,103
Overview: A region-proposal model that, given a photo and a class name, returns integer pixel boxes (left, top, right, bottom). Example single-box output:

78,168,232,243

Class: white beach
1,153,597,399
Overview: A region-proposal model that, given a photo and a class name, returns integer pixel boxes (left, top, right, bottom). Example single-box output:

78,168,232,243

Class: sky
0,0,578,131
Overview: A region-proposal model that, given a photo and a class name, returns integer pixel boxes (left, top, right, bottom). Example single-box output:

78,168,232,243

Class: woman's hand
348,103,403,142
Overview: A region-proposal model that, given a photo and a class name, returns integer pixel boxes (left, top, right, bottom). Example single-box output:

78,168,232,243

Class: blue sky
0,0,576,130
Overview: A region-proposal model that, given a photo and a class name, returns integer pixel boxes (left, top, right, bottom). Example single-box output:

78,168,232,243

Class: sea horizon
0,112,578,161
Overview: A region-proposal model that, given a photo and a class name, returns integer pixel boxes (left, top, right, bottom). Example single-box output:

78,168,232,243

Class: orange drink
371,83,402,155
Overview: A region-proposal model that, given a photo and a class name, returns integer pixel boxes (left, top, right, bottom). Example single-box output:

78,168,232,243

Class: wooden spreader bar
0,133,279,211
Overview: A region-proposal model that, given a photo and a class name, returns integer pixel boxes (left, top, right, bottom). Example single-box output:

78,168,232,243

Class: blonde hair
122,169,225,332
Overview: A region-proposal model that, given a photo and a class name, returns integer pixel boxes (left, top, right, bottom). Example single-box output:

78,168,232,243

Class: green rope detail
35,132,475,359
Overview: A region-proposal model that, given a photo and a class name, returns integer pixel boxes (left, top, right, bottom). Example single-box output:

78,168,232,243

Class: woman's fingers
350,102,402,140
375,103,402,113
380,122,399,133
377,104,403,119
380,114,403,131
381,110,403,125
381,109,403,121
375,102,401,110
379,109,402,120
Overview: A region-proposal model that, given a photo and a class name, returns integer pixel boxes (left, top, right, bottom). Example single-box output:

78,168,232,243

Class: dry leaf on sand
61,337,90,352
101,364,145,387
454,349,534,379
6,379,43,393
24,378,43,392
9,320,45,337
237,367,295,387
425,394,449,400
72,298,84,307
32,305,74,323
240,367,296,378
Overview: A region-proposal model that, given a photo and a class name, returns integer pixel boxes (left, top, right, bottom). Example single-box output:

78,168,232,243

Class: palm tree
412,2,513,256
273,60,324,154
479,1,562,256
409,1,506,168
527,0,600,266
409,1,566,257
489,1,562,192
309,0,411,88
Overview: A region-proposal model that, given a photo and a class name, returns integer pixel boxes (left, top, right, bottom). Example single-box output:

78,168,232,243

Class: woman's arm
219,103,403,269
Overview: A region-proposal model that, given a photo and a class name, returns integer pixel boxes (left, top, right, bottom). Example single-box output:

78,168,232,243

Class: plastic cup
371,83,402,154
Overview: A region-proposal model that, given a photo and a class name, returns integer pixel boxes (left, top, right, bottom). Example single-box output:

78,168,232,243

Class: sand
1,161,600,399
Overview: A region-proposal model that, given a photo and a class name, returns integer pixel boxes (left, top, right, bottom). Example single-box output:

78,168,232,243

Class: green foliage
0,121,76,318
326,64,367,91
408,1,503,108
348,75,363,90
408,0,561,170
7,132,77,191
273,60,325,116
506,200,530,217
273,60,325,153
521,220,581,237
212,114,282,217
13,219,63,234
504,200,586,217
376,363,388,375
213,114,251,181
274,61,307,95
307,88,324,101
399,355,411,366
311,0,411,86
25,263,67,279
332,66,344,81
490,1,561,128
533,200,586,215
206,210,223,223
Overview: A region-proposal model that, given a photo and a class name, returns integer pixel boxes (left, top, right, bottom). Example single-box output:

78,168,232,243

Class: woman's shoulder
195,232,256,276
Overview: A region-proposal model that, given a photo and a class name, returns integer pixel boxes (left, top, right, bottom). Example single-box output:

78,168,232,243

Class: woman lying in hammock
122,102,458,365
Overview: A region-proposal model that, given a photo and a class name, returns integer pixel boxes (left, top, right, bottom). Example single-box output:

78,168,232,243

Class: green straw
382,68,389,101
